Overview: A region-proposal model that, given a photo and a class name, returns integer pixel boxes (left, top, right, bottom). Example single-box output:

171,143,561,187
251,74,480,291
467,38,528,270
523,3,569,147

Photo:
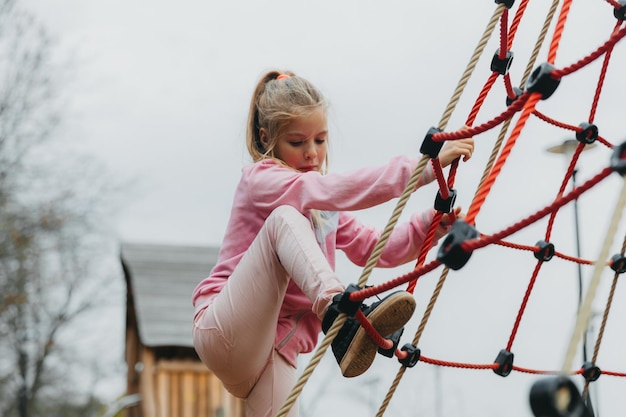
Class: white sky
19,1,626,416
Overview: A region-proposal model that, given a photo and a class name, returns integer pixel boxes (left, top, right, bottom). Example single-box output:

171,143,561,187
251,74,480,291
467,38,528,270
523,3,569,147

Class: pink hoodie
192,155,436,366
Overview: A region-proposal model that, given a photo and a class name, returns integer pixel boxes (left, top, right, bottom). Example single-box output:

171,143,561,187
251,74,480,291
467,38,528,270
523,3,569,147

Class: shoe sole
339,292,416,378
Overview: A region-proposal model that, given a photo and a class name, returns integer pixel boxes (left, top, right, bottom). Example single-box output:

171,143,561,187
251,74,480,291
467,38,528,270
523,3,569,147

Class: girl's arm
245,156,435,215
336,210,438,268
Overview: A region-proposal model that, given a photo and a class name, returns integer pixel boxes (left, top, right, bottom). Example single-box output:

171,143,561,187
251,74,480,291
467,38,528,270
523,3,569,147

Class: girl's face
268,108,328,173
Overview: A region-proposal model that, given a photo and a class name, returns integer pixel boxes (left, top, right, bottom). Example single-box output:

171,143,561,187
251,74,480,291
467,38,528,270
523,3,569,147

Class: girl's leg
245,350,298,417
193,205,344,396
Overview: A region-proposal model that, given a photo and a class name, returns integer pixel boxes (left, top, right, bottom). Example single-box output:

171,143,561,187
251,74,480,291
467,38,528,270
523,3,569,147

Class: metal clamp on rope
398,343,421,368
491,49,514,75
506,86,524,106
575,122,598,145
534,240,555,262
610,141,626,175
495,0,515,9
582,362,601,382
529,375,592,417
336,283,363,316
493,349,514,377
378,328,404,358
420,126,444,159
436,220,479,270
526,63,560,100
434,188,457,213
615,1,626,20
610,254,626,274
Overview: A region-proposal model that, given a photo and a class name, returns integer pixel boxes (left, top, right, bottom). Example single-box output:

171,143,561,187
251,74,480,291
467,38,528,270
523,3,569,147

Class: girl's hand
435,206,464,240
439,128,474,167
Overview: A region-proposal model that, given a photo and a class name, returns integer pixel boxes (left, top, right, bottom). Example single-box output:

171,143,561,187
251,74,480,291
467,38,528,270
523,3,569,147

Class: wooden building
121,242,244,417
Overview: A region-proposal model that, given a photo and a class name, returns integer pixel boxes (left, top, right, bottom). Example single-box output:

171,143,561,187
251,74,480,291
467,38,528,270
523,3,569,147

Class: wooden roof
121,242,219,347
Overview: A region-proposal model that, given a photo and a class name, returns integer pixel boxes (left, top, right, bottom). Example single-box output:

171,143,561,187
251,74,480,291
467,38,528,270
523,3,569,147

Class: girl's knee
269,205,302,220
266,205,309,229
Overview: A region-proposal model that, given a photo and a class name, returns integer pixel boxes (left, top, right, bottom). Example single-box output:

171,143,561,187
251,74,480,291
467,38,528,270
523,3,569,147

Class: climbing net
279,1,626,416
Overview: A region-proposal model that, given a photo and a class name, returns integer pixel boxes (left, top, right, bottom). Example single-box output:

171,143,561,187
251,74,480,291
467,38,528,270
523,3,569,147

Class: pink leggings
193,205,344,417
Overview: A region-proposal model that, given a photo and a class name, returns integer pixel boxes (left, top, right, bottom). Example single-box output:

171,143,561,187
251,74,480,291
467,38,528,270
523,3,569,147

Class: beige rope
376,2,564,415
275,155,430,417
561,177,626,373
438,5,504,130
372,6,512,416
582,234,626,397
375,266,451,417
275,314,347,417
277,1,572,416
356,156,430,287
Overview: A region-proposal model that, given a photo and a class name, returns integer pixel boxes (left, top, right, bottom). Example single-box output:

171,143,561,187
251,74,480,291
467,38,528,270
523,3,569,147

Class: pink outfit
192,156,435,417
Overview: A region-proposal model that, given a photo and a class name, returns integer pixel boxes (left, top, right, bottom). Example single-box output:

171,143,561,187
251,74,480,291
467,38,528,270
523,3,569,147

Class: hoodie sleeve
336,209,438,268
244,156,435,216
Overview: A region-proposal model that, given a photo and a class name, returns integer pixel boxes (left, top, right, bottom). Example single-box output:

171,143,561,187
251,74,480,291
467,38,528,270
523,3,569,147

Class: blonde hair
246,70,329,171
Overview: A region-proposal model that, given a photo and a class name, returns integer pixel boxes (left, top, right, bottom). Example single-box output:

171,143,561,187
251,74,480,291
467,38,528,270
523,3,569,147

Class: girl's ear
259,128,269,150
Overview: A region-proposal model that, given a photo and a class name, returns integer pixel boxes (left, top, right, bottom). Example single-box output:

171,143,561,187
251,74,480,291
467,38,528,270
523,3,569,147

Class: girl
192,70,474,417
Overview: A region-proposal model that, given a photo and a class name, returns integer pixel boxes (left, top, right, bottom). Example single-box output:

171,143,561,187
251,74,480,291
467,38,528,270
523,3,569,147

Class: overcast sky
19,1,626,416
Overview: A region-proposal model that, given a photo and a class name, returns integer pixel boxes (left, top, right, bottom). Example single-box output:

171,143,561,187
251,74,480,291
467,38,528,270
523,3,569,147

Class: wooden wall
133,348,244,417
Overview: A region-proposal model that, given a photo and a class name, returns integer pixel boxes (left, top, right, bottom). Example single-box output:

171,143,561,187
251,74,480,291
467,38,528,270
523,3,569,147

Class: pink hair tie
276,74,290,80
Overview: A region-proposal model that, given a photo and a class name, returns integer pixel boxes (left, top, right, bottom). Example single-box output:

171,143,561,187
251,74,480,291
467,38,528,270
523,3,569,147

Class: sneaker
321,290,416,378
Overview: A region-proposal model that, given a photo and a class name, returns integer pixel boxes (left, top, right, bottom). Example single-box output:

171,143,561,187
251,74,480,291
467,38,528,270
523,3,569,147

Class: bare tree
0,1,122,416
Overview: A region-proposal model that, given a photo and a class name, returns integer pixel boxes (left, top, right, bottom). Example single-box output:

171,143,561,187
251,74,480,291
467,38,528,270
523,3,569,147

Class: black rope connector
378,328,404,358
491,49,514,75
526,63,560,100
582,362,601,382
610,141,626,175
493,349,514,377
610,254,626,274
614,1,626,20
336,283,363,316
436,220,479,270
534,240,555,262
420,126,444,159
575,122,598,145
506,86,524,106
495,0,515,9
529,375,592,417
434,188,457,213
398,343,421,368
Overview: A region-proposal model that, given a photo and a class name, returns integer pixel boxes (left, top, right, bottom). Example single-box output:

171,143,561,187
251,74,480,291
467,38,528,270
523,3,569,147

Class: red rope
406,211,442,294
465,72,499,128
507,0,530,49
552,24,626,78
499,9,509,59
506,261,543,351
431,159,449,200
605,0,623,9
420,355,498,370
589,21,623,122
532,110,576,131
494,239,597,265
344,2,625,389
547,0,573,64
544,145,582,241
355,309,393,350
554,251,595,265
350,259,442,302
434,93,529,142
463,166,613,252
419,355,626,378
466,92,541,225
418,356,626,378
531,109,614,149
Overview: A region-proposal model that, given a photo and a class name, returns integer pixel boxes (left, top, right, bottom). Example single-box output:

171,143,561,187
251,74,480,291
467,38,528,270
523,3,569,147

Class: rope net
277,2,626,417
